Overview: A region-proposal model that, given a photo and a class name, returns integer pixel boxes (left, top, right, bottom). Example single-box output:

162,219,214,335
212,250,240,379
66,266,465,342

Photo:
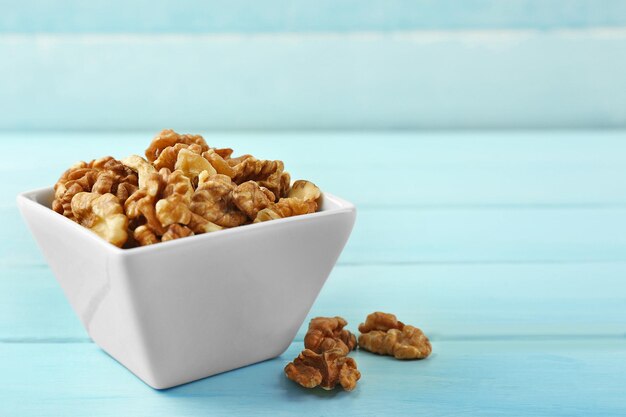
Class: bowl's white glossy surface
17,187,356,389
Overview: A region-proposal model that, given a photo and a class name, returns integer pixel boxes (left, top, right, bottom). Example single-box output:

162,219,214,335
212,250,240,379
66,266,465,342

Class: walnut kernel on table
304,316,357,356
284,349,361,391
51,129,323,247
358,312,432,360
285,316,360,391
358,311,405,333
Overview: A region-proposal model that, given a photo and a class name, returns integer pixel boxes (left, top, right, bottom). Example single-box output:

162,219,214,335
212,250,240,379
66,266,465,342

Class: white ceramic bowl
17,187,356,389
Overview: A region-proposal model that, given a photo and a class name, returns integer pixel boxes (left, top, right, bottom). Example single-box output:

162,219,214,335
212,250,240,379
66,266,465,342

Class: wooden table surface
2,130,626,416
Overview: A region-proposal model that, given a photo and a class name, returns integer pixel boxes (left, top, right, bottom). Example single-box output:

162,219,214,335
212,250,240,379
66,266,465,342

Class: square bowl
17,187,356,389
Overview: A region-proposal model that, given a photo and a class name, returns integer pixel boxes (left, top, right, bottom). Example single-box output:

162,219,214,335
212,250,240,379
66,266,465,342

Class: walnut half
70,192,128,247
358,312,432,360
253,180,320,223
284,348,361,391
145,129,209,163
231,181,275,220
304,316,357,356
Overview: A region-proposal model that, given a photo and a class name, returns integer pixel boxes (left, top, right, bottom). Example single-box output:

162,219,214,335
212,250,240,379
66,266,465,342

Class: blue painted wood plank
6,205,626,266
0,267,84,341
3,131,626,208
0,339,624,416
3,263,626,340
347,206,626,264
1,0,626,33
1,31,625,130
306,263,626,340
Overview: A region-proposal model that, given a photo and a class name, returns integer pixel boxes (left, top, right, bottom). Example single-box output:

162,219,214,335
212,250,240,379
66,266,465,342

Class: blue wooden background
1,0,626,130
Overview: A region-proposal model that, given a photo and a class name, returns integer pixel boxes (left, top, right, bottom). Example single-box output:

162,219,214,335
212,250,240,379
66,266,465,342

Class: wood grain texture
2,131,625,415
1,340,625,417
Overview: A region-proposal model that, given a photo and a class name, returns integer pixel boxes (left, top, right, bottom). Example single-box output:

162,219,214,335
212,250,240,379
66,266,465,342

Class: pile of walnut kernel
52,129,322,248
285,312,431,391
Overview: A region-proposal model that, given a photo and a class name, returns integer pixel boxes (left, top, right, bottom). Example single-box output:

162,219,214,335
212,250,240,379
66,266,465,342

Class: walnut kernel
288,180,321,204
254,198,317,223
121,155,157,188
358,312,432,360
304,316,357,355
161,224,194,241
358,311,404,333
154,143,203,171
175,148,217,180
231,181,275,220
145,129,209,162
70,192,128,247
190,174,247,228
284,349,361,391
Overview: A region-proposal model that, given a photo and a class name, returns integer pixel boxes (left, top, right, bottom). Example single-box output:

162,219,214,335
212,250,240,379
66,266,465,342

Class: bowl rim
17,186,356,257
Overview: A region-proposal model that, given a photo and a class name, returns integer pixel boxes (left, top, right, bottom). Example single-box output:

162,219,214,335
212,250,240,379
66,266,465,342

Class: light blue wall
3,0,626,32
1,1,625,130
